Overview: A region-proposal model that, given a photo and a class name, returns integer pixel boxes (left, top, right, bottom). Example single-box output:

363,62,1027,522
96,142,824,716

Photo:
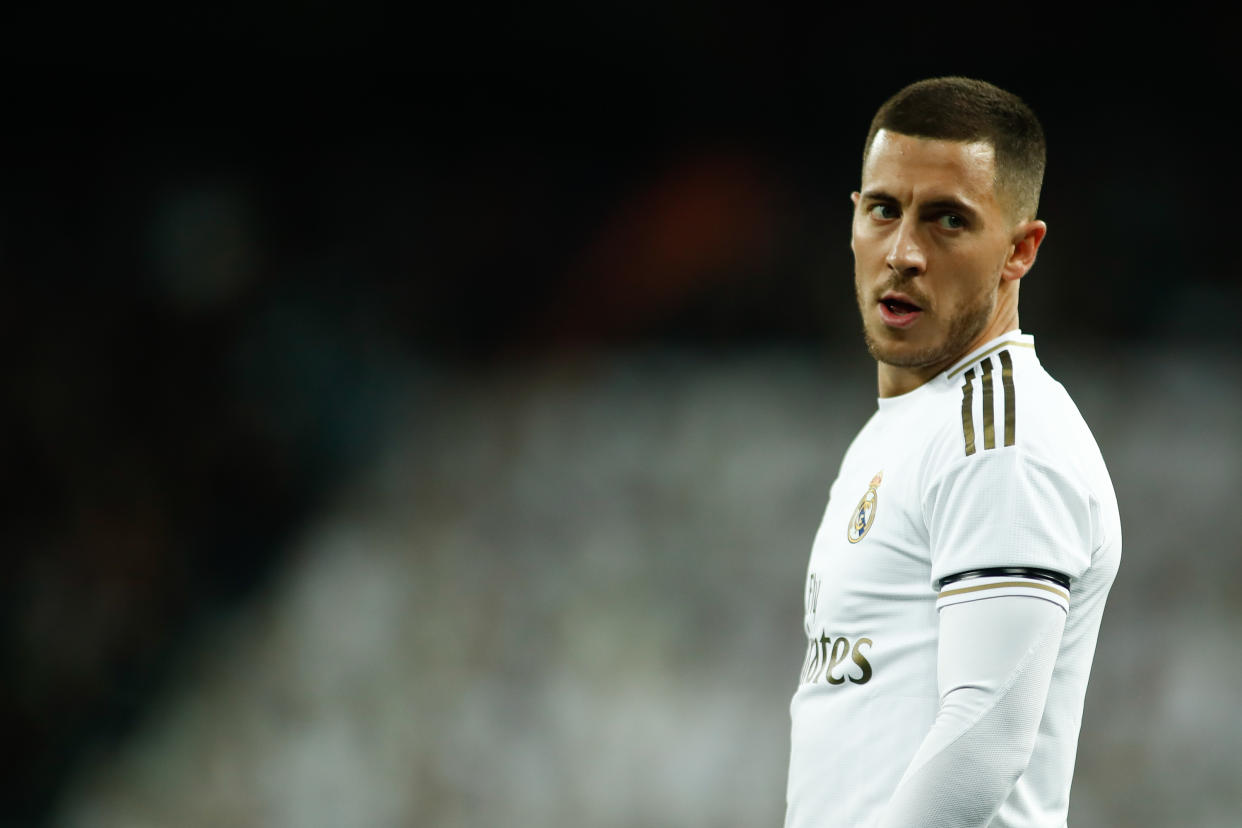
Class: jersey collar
940,330,1036,385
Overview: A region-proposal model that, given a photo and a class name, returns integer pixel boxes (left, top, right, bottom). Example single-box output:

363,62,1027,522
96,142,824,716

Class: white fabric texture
877,595,1066,828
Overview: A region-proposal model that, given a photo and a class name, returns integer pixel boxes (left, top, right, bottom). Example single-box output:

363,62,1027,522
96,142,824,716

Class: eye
937,213,966,229
868,203,899,220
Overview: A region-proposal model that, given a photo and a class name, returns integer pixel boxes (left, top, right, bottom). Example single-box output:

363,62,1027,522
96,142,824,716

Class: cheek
959,251,1004,292
851,228,882,264
932,260,988,310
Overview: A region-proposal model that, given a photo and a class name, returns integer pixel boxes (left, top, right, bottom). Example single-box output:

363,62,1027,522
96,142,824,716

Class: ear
1002,220,1047,282
850,192,862,251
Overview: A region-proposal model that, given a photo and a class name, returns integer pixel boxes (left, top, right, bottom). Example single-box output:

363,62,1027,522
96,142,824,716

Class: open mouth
878,294,923,328
881,297,921,316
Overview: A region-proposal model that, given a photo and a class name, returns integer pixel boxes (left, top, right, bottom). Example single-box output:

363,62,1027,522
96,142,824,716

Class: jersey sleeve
922,447,1096,591
877,594,1066,827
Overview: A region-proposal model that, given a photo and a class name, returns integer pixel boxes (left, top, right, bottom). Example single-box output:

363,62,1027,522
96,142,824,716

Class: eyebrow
921,198,978,218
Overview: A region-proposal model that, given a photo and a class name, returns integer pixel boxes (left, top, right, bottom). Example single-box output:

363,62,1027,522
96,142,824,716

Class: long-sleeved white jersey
785,331,1121,827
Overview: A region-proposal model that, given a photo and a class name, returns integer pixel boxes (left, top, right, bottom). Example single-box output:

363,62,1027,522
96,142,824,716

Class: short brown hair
863,77,1046,222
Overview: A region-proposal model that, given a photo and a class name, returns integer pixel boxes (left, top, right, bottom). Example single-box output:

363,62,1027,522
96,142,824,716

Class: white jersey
785,331,1120,827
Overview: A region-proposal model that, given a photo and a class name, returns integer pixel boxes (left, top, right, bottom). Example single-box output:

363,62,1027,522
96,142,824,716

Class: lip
877,292,924,329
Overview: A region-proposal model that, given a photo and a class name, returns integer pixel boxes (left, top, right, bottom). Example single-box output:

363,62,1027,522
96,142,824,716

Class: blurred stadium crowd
5,17,1242,827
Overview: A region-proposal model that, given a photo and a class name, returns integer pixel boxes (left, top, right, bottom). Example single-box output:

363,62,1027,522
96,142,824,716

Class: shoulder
916,338,1119,584
927,338,1101,476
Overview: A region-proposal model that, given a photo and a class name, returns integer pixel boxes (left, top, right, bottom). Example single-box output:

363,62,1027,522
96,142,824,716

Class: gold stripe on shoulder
981,357,995,450
960,368,976,457
999,349,1016,446
946,340,1035,380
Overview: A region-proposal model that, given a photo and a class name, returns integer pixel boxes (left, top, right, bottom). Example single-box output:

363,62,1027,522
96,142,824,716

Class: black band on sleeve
938,566,1071,591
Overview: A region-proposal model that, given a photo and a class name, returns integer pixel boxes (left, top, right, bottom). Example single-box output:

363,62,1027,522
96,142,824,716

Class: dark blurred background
4,8,1242,827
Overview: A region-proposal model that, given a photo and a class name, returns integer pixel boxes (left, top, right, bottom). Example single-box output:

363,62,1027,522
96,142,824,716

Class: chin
865,330,945,370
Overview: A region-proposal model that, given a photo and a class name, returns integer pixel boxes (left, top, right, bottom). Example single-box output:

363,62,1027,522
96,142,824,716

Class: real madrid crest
847,471,883,544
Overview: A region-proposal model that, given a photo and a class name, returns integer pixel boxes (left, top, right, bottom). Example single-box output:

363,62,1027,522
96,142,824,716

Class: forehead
862,130,998,203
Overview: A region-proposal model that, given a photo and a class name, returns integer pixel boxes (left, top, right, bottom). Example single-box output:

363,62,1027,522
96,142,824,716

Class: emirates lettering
799,635,874,686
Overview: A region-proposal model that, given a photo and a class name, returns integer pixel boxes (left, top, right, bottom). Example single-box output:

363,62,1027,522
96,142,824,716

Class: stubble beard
859,283,996,373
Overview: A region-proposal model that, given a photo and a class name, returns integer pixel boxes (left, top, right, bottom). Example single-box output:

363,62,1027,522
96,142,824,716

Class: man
784,78,1120,827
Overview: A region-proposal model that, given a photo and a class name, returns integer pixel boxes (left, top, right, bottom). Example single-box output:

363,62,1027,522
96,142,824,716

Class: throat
876,361,943,398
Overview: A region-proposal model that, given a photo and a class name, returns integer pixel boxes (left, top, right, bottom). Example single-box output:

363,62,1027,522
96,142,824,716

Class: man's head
862,77,1045,223
851,78,1049,397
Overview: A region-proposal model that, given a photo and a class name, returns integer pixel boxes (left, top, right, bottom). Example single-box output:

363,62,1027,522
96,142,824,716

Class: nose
886,218,926,278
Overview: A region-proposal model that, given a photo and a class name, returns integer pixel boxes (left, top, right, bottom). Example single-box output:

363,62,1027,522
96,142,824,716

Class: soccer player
784,78,1121,827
